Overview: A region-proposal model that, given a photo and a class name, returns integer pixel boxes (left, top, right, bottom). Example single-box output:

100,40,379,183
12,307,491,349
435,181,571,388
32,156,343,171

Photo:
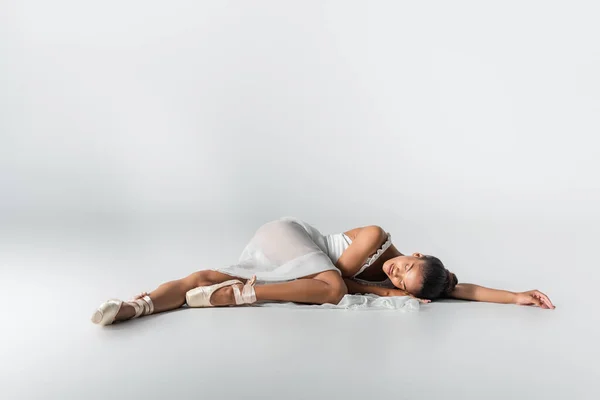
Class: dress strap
351,232,393,278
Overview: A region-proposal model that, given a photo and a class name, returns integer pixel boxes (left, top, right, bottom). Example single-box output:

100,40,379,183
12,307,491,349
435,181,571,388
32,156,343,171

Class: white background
1,1,599,399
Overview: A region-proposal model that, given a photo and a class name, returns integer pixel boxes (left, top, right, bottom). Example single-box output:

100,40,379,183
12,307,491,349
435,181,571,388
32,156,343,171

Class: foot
208,276,257,306
185,276,257,307
114,303,136,321
113,292,150,321
209,285,241,306
92,294,155,326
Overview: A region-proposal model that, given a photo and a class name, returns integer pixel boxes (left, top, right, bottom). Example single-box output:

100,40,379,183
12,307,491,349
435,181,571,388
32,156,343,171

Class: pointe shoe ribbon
129,295,154,317
91,294,154,326
232,275,257,305
185,276,257,307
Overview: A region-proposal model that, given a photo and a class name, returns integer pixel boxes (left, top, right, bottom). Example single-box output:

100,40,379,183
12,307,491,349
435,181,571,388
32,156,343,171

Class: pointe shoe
186,276,257,307
91,295,154,326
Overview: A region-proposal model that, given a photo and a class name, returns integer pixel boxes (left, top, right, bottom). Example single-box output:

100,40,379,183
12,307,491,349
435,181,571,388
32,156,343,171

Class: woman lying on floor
92,216,555,326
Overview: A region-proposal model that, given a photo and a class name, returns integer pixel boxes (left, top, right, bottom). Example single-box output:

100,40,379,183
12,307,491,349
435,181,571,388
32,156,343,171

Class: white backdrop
3,0,598,224
1,1,599,399
2,0,599,289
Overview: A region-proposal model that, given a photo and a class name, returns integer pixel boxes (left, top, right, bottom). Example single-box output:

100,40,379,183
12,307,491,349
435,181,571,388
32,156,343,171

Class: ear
413,252,424,258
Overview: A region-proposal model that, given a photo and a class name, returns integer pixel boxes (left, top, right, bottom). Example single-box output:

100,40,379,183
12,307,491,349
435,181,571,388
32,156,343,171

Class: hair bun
444,270,458,295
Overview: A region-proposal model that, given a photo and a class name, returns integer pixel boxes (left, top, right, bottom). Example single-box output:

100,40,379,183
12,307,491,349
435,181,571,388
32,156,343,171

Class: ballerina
92,216,554,326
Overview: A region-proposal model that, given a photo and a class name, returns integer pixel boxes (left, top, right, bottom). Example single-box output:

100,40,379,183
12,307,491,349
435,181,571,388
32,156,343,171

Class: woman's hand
388,288,431,304
411,295,431,304
514,290,555,309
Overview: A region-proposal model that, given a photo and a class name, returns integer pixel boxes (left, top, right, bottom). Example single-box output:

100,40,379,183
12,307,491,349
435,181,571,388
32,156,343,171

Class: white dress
214,216,395,288
213,216,419,311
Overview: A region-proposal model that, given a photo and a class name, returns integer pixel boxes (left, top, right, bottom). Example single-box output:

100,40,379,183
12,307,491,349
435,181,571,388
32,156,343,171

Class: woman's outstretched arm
447,283,555,309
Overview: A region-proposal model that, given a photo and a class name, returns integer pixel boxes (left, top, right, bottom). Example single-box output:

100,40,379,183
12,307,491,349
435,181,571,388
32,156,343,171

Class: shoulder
344,225,387,245
335,225,388,277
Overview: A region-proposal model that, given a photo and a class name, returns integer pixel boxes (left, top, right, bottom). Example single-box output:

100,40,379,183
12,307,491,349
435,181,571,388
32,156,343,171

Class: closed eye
402,264,412,291
401,264,408,290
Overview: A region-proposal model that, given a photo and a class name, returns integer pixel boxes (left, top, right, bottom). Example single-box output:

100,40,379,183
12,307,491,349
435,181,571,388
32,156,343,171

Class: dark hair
417,255,458,300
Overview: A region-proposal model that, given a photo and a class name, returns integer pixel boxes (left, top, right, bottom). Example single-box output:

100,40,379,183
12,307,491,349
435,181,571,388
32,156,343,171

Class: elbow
363,225,388,247
368,224,386,235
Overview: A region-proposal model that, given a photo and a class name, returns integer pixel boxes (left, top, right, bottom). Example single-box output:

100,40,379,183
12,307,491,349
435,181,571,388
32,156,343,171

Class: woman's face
382,253,425,295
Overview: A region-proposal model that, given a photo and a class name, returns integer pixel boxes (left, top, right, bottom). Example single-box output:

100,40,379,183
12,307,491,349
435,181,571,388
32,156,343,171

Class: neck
357,244,404,281
384,243,403,261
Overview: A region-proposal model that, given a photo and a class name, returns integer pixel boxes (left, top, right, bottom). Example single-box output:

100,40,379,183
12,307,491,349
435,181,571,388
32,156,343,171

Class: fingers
535,290,555,309
408,294,430,304
537,298,548,308
523,293,544,308
519,290,555,309
529,296,541,307
527,290,554,309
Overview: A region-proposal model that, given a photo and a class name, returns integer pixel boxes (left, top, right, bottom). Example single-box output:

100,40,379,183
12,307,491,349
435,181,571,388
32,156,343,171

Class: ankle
116,303,136,321
211,286,237,306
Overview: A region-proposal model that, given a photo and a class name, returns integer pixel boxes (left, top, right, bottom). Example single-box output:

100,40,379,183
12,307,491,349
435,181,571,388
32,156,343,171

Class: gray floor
1,216,597,400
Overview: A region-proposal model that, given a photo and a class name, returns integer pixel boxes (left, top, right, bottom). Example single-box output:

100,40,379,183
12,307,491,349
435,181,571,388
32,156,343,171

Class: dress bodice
323,231,395,288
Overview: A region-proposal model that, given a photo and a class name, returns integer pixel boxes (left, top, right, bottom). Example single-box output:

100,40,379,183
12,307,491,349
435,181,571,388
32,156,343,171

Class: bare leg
115,269,347,322
115,270,231,321
254,270,347,304
192,270,348,306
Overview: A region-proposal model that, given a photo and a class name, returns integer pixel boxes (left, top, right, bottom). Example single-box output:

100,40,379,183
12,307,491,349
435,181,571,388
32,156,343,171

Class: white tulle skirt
254,294,420,311
213,216,339,284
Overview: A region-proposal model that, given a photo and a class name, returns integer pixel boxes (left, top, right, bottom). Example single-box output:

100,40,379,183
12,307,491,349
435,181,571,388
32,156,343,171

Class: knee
183,270,213,287
325,279,348,305
314,271,348,304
